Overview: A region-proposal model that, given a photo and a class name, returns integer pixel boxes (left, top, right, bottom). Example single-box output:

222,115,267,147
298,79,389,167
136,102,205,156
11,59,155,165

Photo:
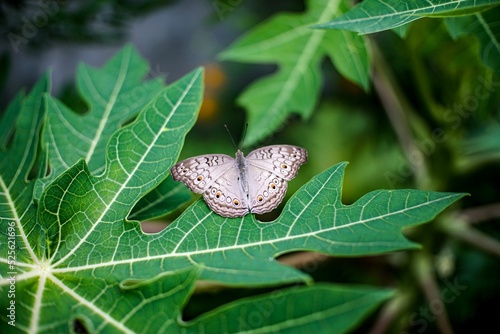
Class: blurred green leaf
184,284,394,333
458,123,500,169
219,0,370,147
446,7,500,72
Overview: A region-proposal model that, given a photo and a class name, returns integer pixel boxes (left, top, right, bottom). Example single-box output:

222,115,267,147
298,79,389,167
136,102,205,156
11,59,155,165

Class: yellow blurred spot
198,63,227,123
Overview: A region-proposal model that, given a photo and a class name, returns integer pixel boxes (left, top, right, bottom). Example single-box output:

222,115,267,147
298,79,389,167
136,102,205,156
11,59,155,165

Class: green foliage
219,0,370,147
219,0,500,147
0,46,465,333
315,0,500,72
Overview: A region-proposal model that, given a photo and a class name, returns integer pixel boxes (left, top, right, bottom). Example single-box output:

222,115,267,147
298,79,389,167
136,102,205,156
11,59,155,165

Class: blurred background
1,1,499,333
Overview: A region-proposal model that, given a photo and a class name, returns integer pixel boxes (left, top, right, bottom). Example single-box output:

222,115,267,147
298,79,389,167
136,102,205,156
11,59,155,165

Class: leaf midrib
476,12,500,53
85,48,132,163
239,291,385,334
50,70,201,268
0,176,39,265
46,192,459,273
334,0,489,24
251,0,339,133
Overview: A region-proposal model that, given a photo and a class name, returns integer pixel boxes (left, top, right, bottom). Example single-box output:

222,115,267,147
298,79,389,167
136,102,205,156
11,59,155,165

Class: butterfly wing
245,145,307,215
170,154,249,217
246,169,288,215
203,167,249,217
246,145,308,181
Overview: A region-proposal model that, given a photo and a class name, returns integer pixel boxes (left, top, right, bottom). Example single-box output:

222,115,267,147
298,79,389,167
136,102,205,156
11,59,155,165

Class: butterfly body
171,145,307,218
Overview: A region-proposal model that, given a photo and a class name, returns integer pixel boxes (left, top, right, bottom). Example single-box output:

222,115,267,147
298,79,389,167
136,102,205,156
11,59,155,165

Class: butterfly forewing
245,145,306,214
170,154,233,193
246,145,307,181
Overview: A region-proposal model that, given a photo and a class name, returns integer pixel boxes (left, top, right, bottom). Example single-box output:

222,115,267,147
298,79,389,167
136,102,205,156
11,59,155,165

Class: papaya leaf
166,163,465,284
1,73,49,262
219,0,370,147
0,64,204,332
128,175,192,221
0,47,465,333
32,44,191,217
314,0,500,34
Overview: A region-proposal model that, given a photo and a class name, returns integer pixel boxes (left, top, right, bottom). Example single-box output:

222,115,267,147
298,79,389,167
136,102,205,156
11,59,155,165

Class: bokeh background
1,1,499,333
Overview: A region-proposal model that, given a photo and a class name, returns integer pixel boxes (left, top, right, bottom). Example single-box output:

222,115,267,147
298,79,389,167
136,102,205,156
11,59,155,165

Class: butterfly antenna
224,124,238,150
238,123,249,149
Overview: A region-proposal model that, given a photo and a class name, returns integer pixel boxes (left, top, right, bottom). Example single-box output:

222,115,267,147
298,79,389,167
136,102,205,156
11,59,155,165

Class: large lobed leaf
33,44,190,219
219,0,370,147
0,46,465,333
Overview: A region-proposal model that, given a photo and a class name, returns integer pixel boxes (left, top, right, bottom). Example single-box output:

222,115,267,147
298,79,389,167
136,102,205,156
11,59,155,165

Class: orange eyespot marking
281,164,288,169
216,191,221,198
270,183,276,189
257,196,263,202
233,199,240,206
197,175,203,181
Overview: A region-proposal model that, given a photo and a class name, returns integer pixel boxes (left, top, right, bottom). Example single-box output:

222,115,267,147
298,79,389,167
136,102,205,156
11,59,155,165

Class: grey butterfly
170,145,307,218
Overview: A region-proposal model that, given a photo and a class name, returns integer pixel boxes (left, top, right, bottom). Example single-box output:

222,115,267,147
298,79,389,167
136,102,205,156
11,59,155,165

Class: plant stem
370,40,431,189
457,202,500,224
414,252,454,334
368,291,411,334
439,216,500,257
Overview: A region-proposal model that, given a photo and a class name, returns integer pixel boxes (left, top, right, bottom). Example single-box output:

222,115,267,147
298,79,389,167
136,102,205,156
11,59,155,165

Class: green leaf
457,123,500,169
0,65,204,332
32,45,191,218
167,163,465,284
446,8,500,72
314,0,500,34
128,175,192,221
219,0,370,147
1,73,48,260
34,44,165,199
184,284,394,333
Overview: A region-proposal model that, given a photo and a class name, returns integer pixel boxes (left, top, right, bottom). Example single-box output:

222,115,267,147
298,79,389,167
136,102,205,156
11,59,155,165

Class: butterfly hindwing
247,169,288,215
171,154,249,217
203,168,249,217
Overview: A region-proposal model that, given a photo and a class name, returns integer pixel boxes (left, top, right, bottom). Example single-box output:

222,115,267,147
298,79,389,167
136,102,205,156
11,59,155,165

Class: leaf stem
370,40,431,189
414,252,454,334
439,215,500,257
456,202,500,224
368,291,411,334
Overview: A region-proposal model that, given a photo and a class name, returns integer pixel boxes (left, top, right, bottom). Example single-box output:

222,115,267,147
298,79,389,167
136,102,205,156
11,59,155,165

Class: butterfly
170,145,307,217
